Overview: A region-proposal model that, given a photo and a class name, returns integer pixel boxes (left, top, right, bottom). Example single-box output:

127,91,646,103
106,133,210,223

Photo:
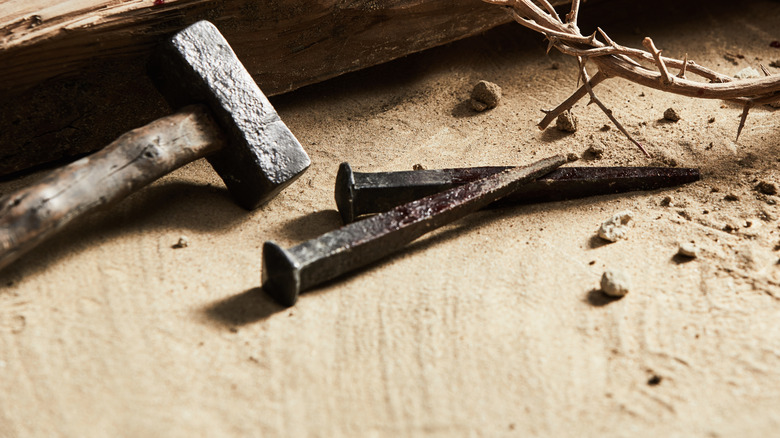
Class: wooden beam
0,0,578,96
0,0,574,176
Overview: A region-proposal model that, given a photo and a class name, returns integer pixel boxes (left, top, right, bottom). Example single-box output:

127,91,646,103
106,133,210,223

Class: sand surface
1,0,780,436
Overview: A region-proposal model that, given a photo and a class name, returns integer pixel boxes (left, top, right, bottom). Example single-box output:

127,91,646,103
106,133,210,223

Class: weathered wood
0,105,224,270
0,0,572,177
0,0,571,97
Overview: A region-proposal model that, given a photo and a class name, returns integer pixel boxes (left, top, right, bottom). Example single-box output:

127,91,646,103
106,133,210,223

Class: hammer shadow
0,181,249,282
276,209,344,242
203,287,284,327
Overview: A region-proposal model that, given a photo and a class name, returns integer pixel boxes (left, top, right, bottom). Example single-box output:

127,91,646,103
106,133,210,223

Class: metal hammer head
148,21,310,210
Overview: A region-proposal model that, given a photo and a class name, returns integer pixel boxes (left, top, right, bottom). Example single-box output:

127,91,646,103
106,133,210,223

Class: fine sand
1,0,779,436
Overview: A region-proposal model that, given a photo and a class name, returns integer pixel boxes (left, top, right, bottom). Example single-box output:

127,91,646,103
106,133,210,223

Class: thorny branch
483,0,780,154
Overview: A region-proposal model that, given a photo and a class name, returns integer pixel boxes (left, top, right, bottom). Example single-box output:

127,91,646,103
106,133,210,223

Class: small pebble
556,110,578,132
678,242,698,258
756,180,778,195
172,236,189,249
663,107,681,122
660,196,673,207
734,67,761,79
584,143,604,160
412,163,426,171
708,116,716,123
470,80,502,112
566,152,579,162
601,269,631,297
724,193,740,201
551,62,560,70
598,211,633,242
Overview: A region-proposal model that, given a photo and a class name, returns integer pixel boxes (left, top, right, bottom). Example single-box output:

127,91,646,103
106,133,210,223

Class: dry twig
483,0,780,154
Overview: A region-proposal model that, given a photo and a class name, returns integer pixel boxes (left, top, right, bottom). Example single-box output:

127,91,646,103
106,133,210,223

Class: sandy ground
1,0,780,436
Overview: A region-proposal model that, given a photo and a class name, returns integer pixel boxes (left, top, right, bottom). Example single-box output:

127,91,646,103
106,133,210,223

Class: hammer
0,21,310,271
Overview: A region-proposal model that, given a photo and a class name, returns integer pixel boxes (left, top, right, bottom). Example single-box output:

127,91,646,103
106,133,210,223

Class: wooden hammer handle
0,104,225,271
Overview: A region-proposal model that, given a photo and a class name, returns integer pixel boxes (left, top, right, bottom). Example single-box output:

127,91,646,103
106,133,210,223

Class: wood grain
0,0,572,97
0,105,223,270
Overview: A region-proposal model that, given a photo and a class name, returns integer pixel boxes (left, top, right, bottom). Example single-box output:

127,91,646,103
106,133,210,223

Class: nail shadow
585,288,622,307
203,287,284,327
276,209,344,242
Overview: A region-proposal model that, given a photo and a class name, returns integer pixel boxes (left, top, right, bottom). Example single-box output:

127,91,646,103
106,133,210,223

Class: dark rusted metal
262,154,567,306
0,21,310,272
149,20,310,209
335,164,700,223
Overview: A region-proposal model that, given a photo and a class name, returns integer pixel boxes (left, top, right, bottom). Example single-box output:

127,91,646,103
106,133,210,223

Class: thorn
677,53,688,79
642,37,674,86
597,27,616,47
736,102,753,142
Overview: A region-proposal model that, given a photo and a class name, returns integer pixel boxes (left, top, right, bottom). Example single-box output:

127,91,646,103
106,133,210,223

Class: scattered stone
566,152,579,162
663,107,681,122
678,242,698,258
600,124,611,131
724,193,740,201
759,208,778,222
723,223,739,233
647,375,662,386
412,163,426,171
470,80,502,112
708,116,716,123
770,60,780,68
555,110,578,132
551,62,560,70
597,211,633,242
756,180,778,195
734,66,761,79
584,142,604,160
723,53,741,65
172,236,189,249
601,269,631,297
660,196,673,207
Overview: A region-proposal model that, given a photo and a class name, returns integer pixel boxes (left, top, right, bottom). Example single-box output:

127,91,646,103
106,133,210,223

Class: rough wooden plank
0,0,568,97
0,0,575,177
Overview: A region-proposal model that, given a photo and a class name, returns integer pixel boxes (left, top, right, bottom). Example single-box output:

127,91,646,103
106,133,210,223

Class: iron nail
262,154,568,306
335,164,700,223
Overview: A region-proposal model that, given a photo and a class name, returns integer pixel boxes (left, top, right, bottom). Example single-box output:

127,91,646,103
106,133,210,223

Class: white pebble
678,242,698,258
601,269,631,297
734,67,761,79
598,211,634,242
